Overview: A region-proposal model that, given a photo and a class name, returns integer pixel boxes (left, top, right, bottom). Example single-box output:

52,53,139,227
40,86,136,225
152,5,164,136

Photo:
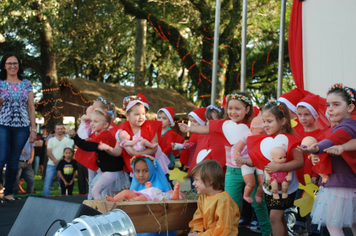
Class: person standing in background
13,138,35,195
0,52,36,204
33,129,44,176
42,123,74,196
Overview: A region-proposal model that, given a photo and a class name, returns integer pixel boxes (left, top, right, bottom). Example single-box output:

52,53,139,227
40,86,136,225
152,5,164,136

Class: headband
96,96,108,105
206,105,221,113
123,95,142,112
130,154,156,167
327,83,355,103
93,108,108,116
266,100,284,114
226,93,252,106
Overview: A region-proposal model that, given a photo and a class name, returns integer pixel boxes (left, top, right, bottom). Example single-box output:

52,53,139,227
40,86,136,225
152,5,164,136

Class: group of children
56,83,356,236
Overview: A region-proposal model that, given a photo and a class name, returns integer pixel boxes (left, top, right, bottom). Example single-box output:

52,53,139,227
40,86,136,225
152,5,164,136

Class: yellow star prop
169,168,188,183
294,192,315,217
291,119,298,128
298,174,319,196
294,174,319,217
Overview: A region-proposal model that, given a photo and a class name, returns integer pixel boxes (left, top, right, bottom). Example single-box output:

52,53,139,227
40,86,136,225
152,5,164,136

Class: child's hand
64,181,69,187
178,123,190,133
234,156,246,165
296,143,319,153
324,145,344,156
234,150,241,159
98,141,111,151
265,162,280,174
69,180,74,185
309,154,320,165
188,232,198,236
66,127,76,137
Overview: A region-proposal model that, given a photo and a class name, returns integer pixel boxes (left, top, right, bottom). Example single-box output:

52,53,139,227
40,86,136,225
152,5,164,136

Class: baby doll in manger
106,181,185,202
265,146,292,199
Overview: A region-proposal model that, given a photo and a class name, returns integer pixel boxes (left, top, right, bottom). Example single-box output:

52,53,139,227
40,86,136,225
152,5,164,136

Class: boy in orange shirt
188,160,240,236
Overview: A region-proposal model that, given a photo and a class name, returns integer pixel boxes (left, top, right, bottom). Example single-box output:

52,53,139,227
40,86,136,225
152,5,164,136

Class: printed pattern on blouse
0,79,33,127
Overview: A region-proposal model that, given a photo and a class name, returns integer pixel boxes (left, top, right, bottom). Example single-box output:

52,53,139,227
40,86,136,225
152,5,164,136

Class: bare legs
270,209,288,236
327,225,344,236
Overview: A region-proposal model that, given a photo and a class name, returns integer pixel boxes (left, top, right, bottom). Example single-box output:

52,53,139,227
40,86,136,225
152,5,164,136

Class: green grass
15,175,80,198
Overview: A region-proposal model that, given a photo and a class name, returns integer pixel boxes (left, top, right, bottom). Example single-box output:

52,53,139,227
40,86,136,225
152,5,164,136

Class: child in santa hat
157,107,185,170
179,92,272,236
172,108,207,172
277,88,306,135
137,92,149,111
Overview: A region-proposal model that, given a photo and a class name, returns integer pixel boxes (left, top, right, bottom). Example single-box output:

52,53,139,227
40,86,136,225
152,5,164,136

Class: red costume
116,120,162,172
179,133,199,169
159,128,184,157
208,120,251,168
295,129,325,185
314,119,356,175
75,130,116,171
189,134,211,172
247,133,302,173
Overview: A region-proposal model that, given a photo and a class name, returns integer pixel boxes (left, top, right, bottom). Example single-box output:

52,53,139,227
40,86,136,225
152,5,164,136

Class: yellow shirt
189,191,240,236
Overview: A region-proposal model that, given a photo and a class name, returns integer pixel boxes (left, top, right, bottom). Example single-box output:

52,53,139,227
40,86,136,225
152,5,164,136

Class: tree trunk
135,18,147,87
34,1,62,132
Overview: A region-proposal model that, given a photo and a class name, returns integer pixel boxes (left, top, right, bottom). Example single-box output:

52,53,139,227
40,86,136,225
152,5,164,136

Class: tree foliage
0,0,295,117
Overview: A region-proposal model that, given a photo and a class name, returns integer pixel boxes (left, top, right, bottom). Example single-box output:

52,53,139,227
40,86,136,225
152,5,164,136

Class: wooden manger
83,199,197,233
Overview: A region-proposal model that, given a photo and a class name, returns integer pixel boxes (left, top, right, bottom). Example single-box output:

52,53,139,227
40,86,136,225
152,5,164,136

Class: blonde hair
92,109,112,124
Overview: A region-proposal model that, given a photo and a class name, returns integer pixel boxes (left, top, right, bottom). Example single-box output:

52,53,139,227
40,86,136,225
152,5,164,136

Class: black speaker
9,196,100,236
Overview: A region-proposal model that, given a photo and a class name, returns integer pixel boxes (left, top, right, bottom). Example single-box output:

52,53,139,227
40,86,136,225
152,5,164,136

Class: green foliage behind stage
0,0,294,109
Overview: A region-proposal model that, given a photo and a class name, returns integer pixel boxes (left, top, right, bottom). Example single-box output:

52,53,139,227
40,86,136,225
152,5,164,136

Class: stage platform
0,195,262,236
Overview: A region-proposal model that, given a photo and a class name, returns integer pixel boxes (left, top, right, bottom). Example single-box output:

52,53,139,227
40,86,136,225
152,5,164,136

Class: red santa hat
253,106,261,117
157,107,175,127
137,93,149,111
221,96,227,108
277,88,305,114
297,94,320,120
188,108,207,126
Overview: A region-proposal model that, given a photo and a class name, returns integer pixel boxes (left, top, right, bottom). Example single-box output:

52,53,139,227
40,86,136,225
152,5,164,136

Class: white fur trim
158,108,175,127
278,97,297,114
188,111,205,126
142,102,149,110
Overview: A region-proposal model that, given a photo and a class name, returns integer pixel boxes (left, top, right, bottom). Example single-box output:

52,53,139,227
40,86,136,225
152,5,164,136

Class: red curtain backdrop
289,0,304,89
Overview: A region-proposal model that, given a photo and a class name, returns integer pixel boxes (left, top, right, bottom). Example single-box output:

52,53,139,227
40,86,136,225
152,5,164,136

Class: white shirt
47,136,74,166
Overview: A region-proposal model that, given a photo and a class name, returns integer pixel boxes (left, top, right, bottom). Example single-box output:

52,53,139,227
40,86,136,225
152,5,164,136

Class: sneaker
238,218,250,228
250,221,261,233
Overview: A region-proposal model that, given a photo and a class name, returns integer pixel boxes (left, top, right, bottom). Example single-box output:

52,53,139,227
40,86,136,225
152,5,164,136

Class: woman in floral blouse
0,52,36,204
